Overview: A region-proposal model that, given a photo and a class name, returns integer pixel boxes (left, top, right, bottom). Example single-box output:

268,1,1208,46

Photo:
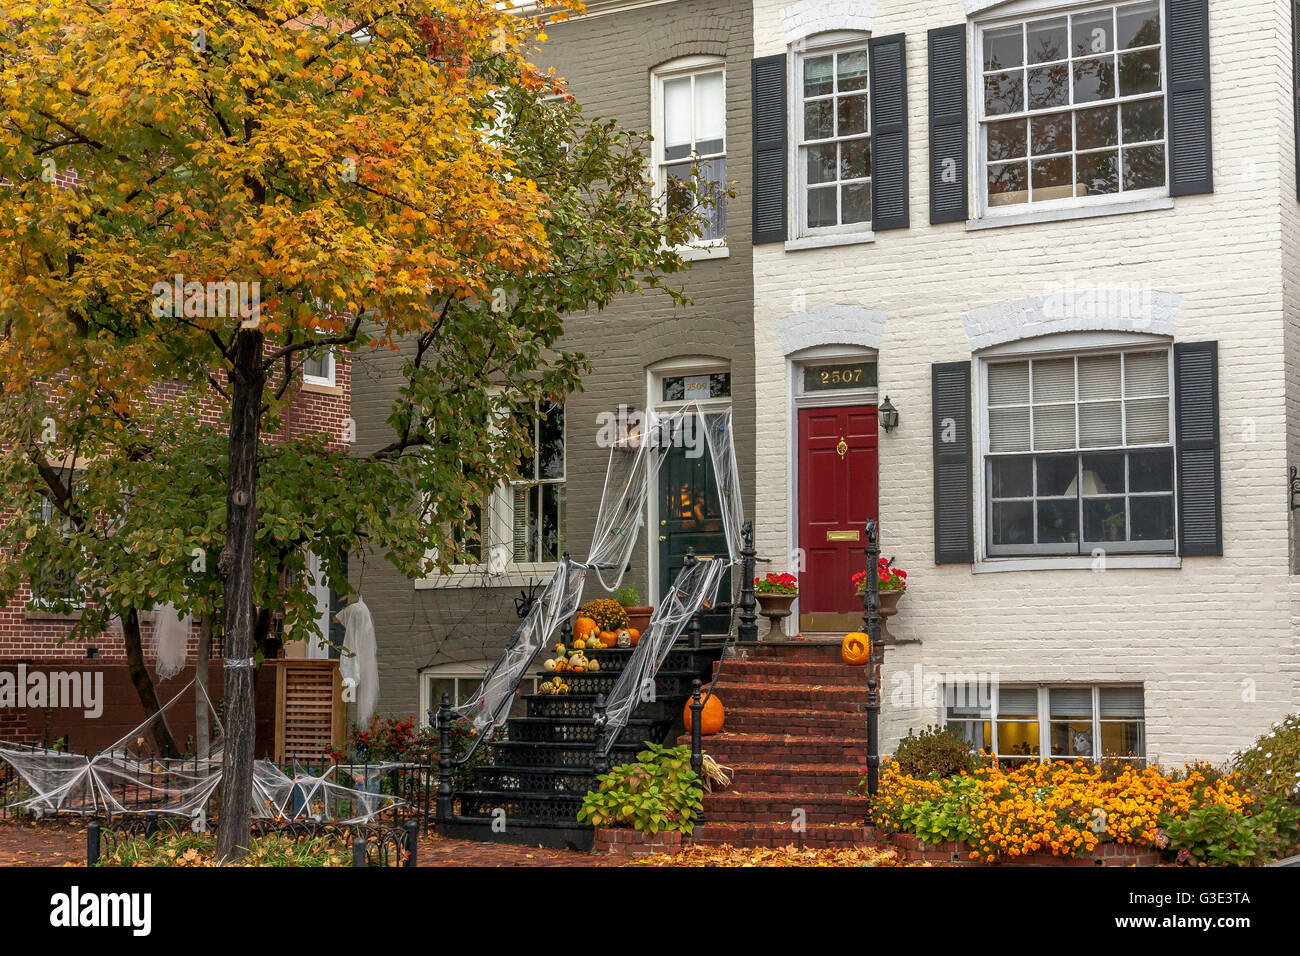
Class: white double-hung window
795,35,872,236
975,0,1167,216
654,57,726,244
982,344,1175,557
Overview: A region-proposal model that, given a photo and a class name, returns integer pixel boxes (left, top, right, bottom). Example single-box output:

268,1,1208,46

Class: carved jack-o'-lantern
841,632,872,666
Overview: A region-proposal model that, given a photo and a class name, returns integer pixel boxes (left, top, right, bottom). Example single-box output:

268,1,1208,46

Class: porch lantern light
878,396,899,433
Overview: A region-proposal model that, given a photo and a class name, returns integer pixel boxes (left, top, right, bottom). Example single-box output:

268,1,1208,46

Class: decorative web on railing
0,681,403,824
451,404,745,746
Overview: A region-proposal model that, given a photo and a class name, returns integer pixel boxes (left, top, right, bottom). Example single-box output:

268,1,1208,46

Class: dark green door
658,442,730,634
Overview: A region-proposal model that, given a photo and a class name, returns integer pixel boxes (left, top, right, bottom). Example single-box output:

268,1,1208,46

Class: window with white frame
654,57,726,243
419,663,539,726
983,346,1174,556
31,481,83,609
945,683,1146,762
796,36,871,236
450,399,566,572
302,348,335,387
976,0,1166,214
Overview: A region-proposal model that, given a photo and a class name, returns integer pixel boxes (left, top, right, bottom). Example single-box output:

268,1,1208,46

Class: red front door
798,405,879,617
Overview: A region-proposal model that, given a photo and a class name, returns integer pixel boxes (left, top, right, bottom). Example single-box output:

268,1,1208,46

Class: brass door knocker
836,438,848,459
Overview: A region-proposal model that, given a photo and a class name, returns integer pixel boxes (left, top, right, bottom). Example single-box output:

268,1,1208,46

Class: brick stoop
681,642,873,849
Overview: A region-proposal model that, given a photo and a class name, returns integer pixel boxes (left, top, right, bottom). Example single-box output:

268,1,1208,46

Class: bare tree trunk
121,608,181,757
215,328,266,863
196,616,211,761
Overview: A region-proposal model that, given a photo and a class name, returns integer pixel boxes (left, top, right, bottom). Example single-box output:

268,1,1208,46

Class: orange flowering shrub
873,758,1251,863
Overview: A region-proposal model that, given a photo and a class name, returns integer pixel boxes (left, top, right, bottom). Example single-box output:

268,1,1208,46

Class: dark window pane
1081,452,1125,495
992,500,1034,545
988,161,1028,205
803,54,834,98
838,50,869,91
988,119,1028,161
1051,721,1095,757
837,93,869,137
1028,64,1069,110
984,25,1024,70
806,143,837,184
841,182,870,224
1117,1,1161,49
1076,105,1118,149
664,142,691,162
991,456,1034,498
841,138,870,180
985,71,1025,116
804,99,834,140
1100,720,1145,759
1122,99,1164,144
540,483,564,561
807,185,837,227
1031,155,1072,198
1073,9,1114,57
1031,112,1072,155
1084,498,1126,542
538,403,565,479
1038,499,1080,544
1027,17,1068,64
1130,495,1174,541
1077,149,1119,196
1073,56,1115,103
1123,144,1166,190
1037,455,1079,497
1118,48,1161,96
1129,448,1173,493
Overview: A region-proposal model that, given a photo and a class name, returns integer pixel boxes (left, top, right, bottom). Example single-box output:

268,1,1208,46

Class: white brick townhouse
745,0,1300,764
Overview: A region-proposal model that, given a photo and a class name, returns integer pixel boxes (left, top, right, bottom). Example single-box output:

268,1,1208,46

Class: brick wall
749,0,1300,764
350,0,757,720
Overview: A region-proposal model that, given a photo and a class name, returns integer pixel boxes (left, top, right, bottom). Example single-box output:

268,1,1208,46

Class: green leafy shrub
1162,793,1300,866
577,743,704,835
97,831,350,867
613,585,642,607
1231,714,1300,802
891,725,982,779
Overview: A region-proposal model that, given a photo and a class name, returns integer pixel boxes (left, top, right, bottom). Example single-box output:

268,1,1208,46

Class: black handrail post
689,679,704,778
685,547,701,651
87,821,100,866
592,692,611,776
435,693,454,825
738,521,758,643
862,519,882,824
403,820,419,867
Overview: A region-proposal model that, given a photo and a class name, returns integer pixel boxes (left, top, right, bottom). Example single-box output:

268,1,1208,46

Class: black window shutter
1165,0,1213,197
1174,341,1222,557
751,54,787,244
869,34,909,230
928,25,967,224
1293,0,1300,199
932,361,974,564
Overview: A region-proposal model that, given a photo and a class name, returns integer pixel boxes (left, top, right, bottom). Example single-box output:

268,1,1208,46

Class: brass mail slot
826,530,861,542
695,555,716,561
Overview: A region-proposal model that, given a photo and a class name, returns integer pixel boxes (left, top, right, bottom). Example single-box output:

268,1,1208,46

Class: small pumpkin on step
841,632,871,666
683,687,725,736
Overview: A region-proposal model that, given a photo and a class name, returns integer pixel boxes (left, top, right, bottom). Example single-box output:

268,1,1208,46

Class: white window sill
972,555,1181,574
784,231,875,252
415,566,559,590
966,197,1173,232
676,243,729,262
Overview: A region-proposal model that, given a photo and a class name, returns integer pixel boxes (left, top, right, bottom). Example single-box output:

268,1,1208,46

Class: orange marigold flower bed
872,758,1249,864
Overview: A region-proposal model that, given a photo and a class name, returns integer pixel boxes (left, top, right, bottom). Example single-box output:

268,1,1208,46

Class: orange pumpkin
598,630,618,648
683,689,725,736
841,632,871,666
574,617,599,641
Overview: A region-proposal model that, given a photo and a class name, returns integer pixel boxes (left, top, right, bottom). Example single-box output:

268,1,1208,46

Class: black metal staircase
436,639,724,850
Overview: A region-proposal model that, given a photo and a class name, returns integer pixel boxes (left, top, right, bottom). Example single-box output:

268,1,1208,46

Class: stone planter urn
755,592,797,637
857,587,904,640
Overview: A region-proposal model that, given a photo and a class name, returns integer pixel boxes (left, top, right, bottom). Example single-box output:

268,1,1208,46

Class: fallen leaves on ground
634,843,915,867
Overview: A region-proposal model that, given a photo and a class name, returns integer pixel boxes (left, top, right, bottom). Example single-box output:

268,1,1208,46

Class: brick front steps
680,641,872,849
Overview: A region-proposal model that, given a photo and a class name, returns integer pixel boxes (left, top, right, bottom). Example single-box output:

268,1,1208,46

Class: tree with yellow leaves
0,0,709,859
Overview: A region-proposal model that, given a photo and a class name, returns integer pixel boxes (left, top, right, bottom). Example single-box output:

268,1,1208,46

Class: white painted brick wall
752,0,1300,764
